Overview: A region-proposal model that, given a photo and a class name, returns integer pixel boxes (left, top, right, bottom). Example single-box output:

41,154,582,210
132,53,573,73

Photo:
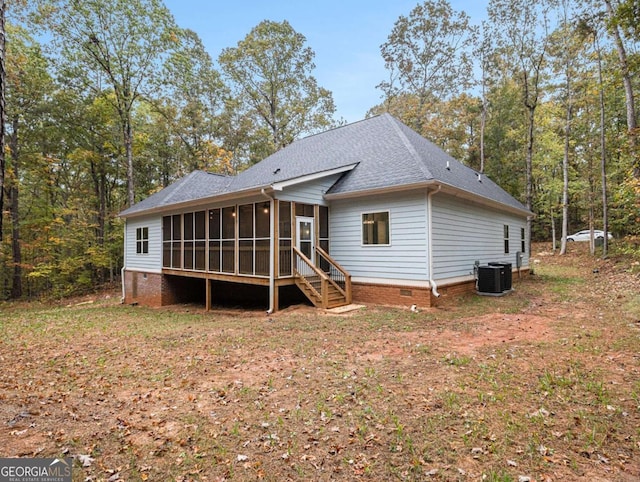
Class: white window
362,211,390,246
136,227,149,255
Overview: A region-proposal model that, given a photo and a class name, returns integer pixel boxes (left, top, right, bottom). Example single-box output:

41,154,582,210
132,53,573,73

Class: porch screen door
296,217,315,265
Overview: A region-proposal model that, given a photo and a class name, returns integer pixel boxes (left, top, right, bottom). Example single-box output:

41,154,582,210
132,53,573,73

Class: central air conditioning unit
477,265,503,294
489,262,513,292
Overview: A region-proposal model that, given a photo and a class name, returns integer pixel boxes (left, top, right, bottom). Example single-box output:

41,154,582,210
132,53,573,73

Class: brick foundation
123,270,164,307
123,271,208,307
352,282,434,308
352,269,530,309
437,268,530,300
436,279,478,300
124,269,531,310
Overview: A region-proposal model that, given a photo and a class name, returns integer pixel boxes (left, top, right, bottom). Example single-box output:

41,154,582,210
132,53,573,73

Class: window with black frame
504,225,510,254
362,211,389,246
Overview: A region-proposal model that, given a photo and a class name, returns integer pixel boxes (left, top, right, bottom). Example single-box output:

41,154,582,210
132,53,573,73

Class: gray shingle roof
326,115,529,213
119,170,232,217
120,114,530,217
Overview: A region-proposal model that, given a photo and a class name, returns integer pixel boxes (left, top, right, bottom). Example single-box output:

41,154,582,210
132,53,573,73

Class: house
119,114,532,311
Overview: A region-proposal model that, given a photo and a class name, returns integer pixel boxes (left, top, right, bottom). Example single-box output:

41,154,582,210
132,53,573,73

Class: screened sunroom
158,199,346,310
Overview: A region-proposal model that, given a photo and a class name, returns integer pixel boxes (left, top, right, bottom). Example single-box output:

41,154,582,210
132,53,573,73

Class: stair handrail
315,246,352,304
293,247,329,304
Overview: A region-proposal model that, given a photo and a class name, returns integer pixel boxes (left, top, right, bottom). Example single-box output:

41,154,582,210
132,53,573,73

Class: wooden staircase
293,247,352,309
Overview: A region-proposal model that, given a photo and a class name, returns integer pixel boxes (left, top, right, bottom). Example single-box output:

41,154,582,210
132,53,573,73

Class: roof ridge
384,115,433,180
162,170,201,205
292,114,386,143
203,169,236,191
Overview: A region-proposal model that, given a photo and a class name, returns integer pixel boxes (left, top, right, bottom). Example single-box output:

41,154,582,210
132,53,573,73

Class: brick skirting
352,282,434,308
123,270,164,306
352,269,530,309
124,269,531,310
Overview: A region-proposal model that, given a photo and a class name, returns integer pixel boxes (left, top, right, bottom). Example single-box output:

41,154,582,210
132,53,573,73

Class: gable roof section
324,115,529,215
120,113,531,218
119,170,232,217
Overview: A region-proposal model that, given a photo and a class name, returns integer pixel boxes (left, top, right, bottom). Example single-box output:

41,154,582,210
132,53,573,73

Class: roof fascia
325,181,533,218
436,183,534,217
119,186,274,219
324,181,436,200
121,164,359,219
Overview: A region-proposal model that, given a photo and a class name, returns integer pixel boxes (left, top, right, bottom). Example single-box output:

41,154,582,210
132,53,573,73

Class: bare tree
488,0,555,255
0,0,6,242
41,0,179,206
554,0,576,256
604,0,639,179
377,0,478,131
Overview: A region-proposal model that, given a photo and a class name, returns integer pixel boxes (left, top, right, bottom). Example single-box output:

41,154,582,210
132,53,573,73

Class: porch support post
269,197,275,313
205,278,211,311
273,283,279,313
314,204,320,263
273,201,279,312
262,189,277,313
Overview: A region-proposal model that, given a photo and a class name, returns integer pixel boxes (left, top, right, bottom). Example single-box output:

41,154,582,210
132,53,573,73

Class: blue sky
163,1,488,123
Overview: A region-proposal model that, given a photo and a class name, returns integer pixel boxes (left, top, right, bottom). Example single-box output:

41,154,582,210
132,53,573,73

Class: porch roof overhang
120,163,359,220
119,185,275,219
324,180,534,218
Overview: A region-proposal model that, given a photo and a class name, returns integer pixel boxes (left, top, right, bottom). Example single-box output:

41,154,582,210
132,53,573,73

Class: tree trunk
559,3,572,256
0,0,6,242
480,49,487,174
90,159,106,246
124,115,135,207
550,206,556,253
90,158,107,284
9,181,20,298
9,117,21,299
559,103,570,256
560,78,572,256
525,105,535,256
596,35,608,257
588,171,595,255
604,0,639,178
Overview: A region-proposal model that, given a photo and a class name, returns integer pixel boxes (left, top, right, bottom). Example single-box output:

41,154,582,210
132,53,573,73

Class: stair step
294,271,349,309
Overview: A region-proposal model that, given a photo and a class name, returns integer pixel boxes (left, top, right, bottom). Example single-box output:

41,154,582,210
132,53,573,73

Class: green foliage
612,0,640,40
219,20,336,161
610,178,640,235
2,0,640,300
40,0,183,205
378,0,478,106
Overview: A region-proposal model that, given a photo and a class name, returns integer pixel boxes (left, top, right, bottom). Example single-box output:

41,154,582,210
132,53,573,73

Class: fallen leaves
1,246,640,480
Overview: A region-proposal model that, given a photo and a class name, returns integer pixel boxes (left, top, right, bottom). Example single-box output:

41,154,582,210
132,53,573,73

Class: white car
567,229,613,242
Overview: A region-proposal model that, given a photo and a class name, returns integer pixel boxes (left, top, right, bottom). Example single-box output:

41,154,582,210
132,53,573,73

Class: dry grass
1,244,639,481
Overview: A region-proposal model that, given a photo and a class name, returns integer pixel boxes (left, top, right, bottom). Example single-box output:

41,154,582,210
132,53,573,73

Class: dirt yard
1,244,639,481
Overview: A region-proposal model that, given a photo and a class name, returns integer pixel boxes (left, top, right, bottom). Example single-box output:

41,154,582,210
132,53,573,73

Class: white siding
330,191,428,281
125,215,162,272
431,195,529,280
276,174,342,205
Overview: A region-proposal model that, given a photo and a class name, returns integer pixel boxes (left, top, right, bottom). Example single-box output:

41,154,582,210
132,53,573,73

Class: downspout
121,219,127,303
427,185,442,298
261,188,276,314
